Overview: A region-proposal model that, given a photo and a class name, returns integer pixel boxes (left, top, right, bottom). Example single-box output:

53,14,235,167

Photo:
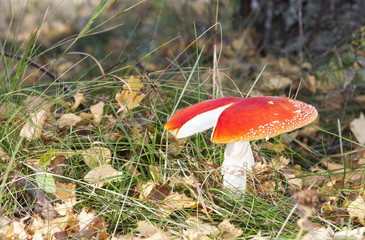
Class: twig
1,49,72,93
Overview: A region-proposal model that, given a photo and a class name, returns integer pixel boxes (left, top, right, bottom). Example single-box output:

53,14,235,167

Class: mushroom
165,96,318,192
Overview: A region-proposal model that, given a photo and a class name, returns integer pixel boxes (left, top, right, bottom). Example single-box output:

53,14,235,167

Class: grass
1,1,365,239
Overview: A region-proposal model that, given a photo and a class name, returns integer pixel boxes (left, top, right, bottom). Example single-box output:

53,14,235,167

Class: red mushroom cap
211,97,318,143
165,97,318,143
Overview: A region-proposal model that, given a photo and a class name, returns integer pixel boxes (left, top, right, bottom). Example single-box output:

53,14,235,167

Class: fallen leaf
301,227,334,240
55,113,82,128
160,191,196,215
74,208,107,239
272,156,290,171
343,69,355,89
20,109,47,141
23,96,50,113
0,217,12,238
0,148,10,162
72,92,86,111
183,229,211,240
148,182,170,201
77,208,95,230
84,164,123,187
79,146,111,168
294,190,326,217
171,175,198,188
260,72,293,92
6,221,27,240
258,141,285,152
218,219,243,239
90,101,104,124
28,214,45,239
348,195,365,225
41,213,75,238
334,227,365,239
304,74,317,93
145,231,171,240
350,112,365,144
135,221,171,240
185,217,219,236
55,182,76,210
35,172,56,194
116,76,145,113
137,221,157,238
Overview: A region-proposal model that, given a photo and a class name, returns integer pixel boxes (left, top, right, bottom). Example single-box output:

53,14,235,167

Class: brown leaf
348,195,365,225
55,113,82,128
20,109,47,141
160,191,196,215
260,72,293,92
304,74,317,93
185,217,219,236
137,221,157,238
334,227,365,239
72,92,86,111
6,221,27,240
294,190,326,217
183,229,211,240
79,146,111,169
218,219,243,239
0,148,10,162
0,217,12,239
148,182,170,201
136,221,171,239
301,227,334,240
90,101,104,124
83,164,122,187
350,112,365,144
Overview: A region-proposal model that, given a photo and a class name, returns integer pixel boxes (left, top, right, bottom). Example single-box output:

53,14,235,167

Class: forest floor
0,1,365,239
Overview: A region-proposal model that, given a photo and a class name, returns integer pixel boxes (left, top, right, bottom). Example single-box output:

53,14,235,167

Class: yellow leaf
137,180,156,201
116,76,145,113
55,182,76,210
126,93,145,110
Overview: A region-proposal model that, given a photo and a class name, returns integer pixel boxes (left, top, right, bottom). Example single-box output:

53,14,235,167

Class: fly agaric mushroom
165,96,318,192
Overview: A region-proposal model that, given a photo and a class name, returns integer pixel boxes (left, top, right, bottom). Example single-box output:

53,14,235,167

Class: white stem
221,141,255,191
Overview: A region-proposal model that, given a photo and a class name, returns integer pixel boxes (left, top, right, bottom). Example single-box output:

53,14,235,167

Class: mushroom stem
221,141,255,191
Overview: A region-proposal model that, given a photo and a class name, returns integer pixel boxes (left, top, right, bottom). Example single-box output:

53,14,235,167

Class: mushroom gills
175,104,234,138
221,141,254,191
